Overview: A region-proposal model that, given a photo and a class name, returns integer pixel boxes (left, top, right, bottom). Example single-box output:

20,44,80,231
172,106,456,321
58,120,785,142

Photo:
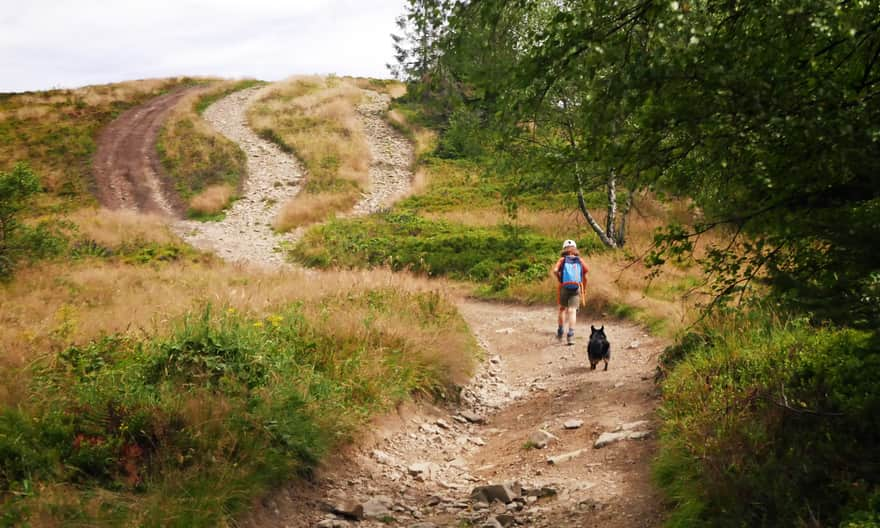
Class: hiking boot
566,330,575,346
556,327,564,341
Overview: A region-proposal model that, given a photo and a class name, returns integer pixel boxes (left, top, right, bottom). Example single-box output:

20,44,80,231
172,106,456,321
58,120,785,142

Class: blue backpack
561,255,582,291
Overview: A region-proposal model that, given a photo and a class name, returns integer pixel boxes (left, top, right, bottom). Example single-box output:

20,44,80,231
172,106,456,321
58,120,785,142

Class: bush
0,163,66,279
655,309,880,527
291,212,601,294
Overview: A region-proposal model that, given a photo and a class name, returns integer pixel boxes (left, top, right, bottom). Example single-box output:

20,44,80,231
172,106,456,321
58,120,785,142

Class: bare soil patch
92,86,201,215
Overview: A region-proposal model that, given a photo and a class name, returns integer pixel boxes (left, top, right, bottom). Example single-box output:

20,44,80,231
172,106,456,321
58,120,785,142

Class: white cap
562,239,577,249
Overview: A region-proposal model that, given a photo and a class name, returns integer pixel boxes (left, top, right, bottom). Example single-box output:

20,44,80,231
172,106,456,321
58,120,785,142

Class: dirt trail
242,301,665,528
92,87,199,215
91,86,664,527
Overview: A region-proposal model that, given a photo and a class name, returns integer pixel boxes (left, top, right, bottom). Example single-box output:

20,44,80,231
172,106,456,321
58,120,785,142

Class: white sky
0,0,406,93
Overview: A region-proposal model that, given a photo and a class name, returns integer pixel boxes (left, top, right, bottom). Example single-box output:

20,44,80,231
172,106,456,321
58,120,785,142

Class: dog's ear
600,325,604,331
591,325,596,331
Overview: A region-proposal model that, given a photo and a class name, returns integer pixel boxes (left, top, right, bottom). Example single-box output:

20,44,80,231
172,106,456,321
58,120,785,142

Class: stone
481,516,504,528
497,513,516,526
409,523,438,528
524,486,558,498
628,339,640,349
372,449,395,465
460,411,487,424
316,520,349,528
470,436,487,446
547,448,588,465
436,418,451,429
628,430,651,440
324,498,364,520
408,461,438,480
527,430,557,449
619,420,650,431
563,419,584,430
594,431,630,448
471,483,522,504
362,496,393,520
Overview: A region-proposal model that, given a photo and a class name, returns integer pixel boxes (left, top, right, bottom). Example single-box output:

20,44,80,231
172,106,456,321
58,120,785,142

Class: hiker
553,239,588,345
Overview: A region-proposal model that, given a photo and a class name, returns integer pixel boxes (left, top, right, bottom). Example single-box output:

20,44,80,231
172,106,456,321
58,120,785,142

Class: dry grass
0,248,467,408
188,184,235,215
64,207,177,248
248,76,371,230
274,191,357,229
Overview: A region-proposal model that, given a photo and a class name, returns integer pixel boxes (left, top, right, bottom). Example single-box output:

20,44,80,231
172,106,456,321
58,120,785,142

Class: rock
495,327,514,334
481,516,504,528
362,496,393,519
460,411,487,424
372,449,395,465
628,430,651,440
524,486,558,498
497,513,516,526
316,520,349,528
448,458,468,469
594,431,630,448
628,339,640,349
563,419,584,430
527,430,556,449
547,448,588,465
470,436,487,446
420,423,441,434
614,382,625,388
323,498,364,520
619,420,650,431
409,523,438,528
408,461,438,480
471,483,522,504
436,418,451,429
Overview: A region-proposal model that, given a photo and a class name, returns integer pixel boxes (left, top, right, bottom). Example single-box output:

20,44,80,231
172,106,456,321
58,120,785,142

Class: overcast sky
1,0,406,93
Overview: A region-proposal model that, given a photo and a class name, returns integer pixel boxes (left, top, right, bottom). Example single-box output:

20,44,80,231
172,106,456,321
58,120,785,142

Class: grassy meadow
0,79,478,526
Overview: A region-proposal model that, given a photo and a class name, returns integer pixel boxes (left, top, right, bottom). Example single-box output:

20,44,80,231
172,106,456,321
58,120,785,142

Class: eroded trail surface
243,301,665,528
92,87,199,215
350,90,414,216
173,86,306,267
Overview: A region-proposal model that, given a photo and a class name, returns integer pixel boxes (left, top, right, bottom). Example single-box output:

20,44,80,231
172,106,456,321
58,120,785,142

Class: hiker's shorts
559,287,580,308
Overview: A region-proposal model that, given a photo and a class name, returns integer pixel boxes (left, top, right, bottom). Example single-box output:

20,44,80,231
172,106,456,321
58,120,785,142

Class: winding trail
173,86,306,267
91,85,664,527
242,302,665,528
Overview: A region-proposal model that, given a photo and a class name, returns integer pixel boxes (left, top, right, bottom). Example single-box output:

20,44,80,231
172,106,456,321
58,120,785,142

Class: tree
388,0,451,83
438,0,880,325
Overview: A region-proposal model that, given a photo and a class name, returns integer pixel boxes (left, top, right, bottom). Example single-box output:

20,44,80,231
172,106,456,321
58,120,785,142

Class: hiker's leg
557,306,565,326
566,306,577,332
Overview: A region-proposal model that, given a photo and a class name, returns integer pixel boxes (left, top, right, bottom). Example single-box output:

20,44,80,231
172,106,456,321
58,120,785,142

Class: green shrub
0,163,67,278
291,212,601,294
655,309,880,527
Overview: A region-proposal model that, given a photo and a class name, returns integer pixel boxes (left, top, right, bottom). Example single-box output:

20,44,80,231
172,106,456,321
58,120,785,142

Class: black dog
587,325,611,371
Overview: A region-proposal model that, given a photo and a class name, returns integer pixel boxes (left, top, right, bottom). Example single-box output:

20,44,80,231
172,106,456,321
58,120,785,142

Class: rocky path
350,90,414,216
241,301,666,528
173,86,306,267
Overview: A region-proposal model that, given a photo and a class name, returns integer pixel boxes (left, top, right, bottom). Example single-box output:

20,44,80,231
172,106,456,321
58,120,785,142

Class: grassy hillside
290,92,706,335
0,78,197,209
0,80,478,526
157,79,262,219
